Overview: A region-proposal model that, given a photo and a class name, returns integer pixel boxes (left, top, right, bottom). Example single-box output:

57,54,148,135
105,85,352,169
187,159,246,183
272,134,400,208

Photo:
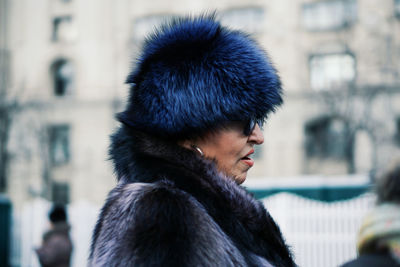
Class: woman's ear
178,139,204,156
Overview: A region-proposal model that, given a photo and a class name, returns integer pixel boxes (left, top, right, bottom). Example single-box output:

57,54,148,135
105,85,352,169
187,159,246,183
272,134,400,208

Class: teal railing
248,184,371,202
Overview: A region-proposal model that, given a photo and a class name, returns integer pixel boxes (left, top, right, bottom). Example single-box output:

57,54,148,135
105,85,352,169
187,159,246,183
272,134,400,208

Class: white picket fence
262,192,375,267
10,188,375,267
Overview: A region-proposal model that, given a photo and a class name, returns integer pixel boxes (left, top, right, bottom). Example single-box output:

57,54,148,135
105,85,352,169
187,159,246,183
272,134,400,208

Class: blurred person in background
35,205,73,267
89,15,295,267
342,162,400,267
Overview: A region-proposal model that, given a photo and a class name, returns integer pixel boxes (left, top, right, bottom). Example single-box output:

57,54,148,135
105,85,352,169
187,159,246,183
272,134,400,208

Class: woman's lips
241,149,255,167
241,157,254,167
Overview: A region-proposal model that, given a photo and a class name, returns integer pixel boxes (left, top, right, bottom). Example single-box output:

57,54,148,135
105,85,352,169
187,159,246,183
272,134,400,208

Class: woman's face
191,122,264,184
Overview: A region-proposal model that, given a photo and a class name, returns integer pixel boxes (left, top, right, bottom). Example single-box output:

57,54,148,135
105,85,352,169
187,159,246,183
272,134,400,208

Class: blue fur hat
118,15,283,139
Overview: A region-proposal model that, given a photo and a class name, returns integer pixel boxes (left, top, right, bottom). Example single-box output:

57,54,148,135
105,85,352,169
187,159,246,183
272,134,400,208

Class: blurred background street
1,0,400,266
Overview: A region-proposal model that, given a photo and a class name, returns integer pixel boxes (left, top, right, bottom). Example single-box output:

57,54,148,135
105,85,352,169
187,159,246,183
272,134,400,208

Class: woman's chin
220,165,248,184
233,173,247,184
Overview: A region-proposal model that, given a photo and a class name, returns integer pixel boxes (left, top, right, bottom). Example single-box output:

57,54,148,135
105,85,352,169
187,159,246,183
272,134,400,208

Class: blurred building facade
1,0,400,208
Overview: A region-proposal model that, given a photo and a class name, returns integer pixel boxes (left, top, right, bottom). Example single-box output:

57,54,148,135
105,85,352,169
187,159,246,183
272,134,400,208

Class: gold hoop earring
191,145,204,157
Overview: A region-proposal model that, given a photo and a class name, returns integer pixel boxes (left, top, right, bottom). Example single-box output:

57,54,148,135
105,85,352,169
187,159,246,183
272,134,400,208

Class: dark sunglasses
243,119,257,136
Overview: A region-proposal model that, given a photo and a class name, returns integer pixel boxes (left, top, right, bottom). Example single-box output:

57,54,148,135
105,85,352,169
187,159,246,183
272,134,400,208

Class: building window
305,117,351,159
220,7,265,34
0,49,10,89
52,182,70,204
309,53,355,90
52,16,72,42
396,0,400,18
51,59,73,96
132,14,173,42
395,117,400,145
302,0,357,31
48,125,70,166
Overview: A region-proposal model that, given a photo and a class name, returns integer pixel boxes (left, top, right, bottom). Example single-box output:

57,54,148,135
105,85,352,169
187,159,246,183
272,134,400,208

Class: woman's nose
248,124,264,144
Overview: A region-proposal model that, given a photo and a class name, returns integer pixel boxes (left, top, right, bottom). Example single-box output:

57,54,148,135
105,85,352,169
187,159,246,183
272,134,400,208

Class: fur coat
89,127,296,267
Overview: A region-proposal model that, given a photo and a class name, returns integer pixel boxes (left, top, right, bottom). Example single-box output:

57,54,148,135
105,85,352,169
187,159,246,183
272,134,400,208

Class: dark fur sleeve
89,182,248,267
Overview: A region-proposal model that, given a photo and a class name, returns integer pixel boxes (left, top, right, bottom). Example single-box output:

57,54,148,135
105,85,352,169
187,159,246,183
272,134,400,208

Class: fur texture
89,127,296,267
118,15,283,139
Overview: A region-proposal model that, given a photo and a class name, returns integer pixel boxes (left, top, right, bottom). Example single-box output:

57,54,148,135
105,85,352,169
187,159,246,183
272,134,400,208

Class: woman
36,205,73,267
89,15,295,267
